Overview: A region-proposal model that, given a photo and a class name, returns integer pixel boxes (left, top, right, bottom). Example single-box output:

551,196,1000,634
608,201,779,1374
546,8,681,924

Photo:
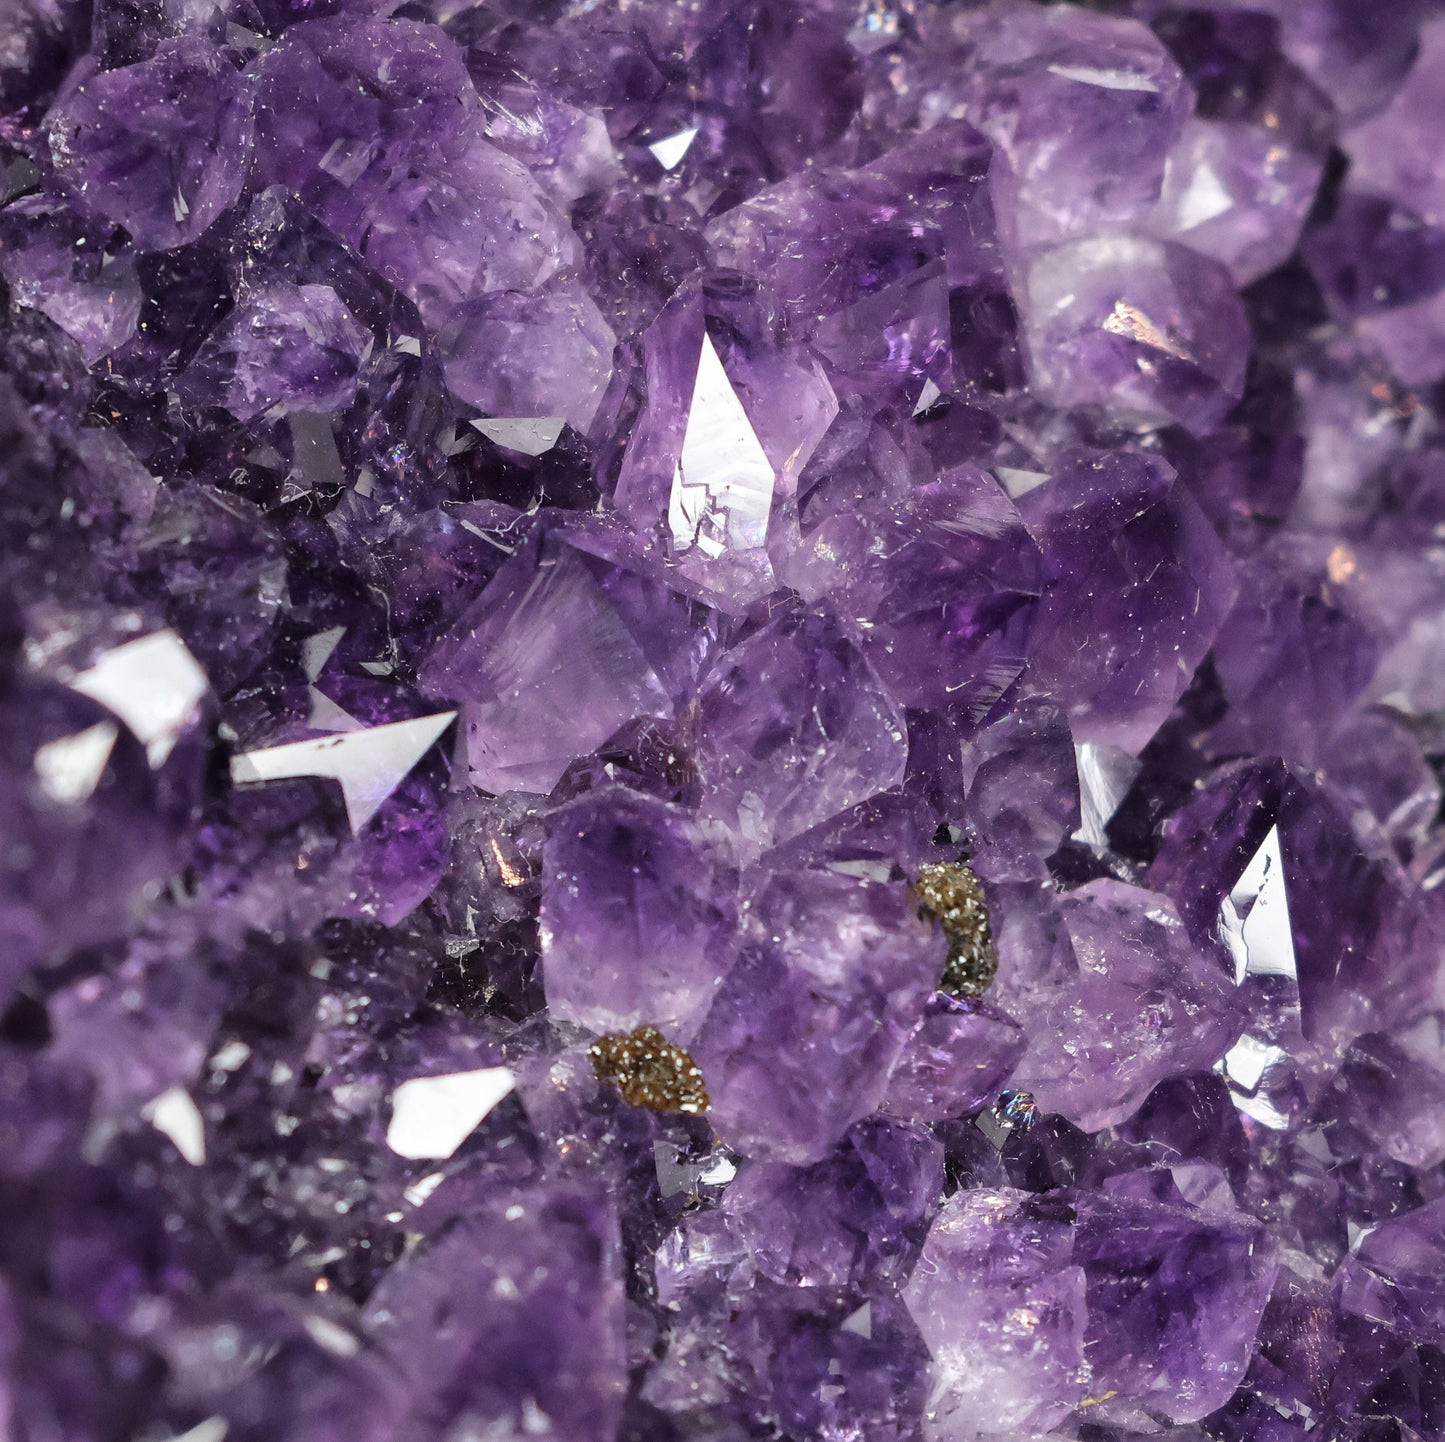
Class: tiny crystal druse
5,0,1445,1439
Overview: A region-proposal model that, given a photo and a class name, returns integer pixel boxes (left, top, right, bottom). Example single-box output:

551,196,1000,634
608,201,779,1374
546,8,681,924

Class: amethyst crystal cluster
5,0,1445,1437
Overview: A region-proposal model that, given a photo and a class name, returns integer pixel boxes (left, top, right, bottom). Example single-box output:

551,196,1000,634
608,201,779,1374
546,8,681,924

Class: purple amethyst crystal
690,867,942,1163
1018,448,1237,751
46,37,253,252
5,0,1445,1435
539,786,736,1040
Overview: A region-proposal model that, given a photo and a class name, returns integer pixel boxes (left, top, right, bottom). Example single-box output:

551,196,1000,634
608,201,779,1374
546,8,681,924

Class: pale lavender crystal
903,1187,1089,1437
1016,234,1250,433
1066,1190,1279,1428
690,610,908,855
1344,17,1445,229
1151,118,1325,286
539,786,735,1040
612,274,837,609
691,868,942,1164
180,283,370,422
251,18,576,329
437,279,616,435
1018,449,1237,752
788,464,1041,722
1335,1193,1445,1347
880,994,1024,1123
0,197,140,363
363,1185,626,1442
722,1115,942,1289
46,37,253,252
994,879,1240,1131
962,3,1192,249
906,1186,1278,1437
420,521,700,796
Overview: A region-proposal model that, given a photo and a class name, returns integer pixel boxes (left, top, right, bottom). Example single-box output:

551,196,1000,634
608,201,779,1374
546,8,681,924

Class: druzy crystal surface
5,1,1445,1439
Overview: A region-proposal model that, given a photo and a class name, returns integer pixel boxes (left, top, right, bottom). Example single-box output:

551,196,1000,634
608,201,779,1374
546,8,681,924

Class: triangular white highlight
230,711,456,832
1046,62,1160,92
470,416,566,457
302,626,346,682
1219,826,1296,985
1073,742,1141,851
386,1067,515,1160
306,686,363,734
144,1086,206,1165
649,127,698,171
1173,159,1234,230
668,333,775,559
71,631,209,767
840,1302,872,1338
169,1419,228,1442
994,466,1050,500
912,378,943,417
34,721,118,803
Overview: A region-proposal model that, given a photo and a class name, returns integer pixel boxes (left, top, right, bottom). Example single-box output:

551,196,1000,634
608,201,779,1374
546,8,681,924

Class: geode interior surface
2,0,1445,1439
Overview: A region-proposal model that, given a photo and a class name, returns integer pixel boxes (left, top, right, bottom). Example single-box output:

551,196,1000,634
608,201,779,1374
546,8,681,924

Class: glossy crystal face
2,0,1445,1438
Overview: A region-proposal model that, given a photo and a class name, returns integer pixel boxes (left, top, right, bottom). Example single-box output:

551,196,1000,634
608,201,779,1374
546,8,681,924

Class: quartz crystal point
905,1186,1278,1436
420,521,698,796
1019,449,1237,752
613,274,837,608
251,18,576,329
691,868,943,1164
789,464,1041,722
961,3,1192,250
1017,234,1250,432
46,37,253,252
539,787,736,1040
995,880,1241,1131
690,609,908,855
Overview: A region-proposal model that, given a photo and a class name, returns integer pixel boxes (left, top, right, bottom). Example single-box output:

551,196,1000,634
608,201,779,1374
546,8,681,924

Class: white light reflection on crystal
1046,63,1161,93
1073,742,1141,851
386,1067,516,1161
230,711,456,832
71,630,208,767
34,720,117,803
668,333,775,559
649,127,699,171
143,1086,206,1165
1219,825,1297,985
470,416,566,457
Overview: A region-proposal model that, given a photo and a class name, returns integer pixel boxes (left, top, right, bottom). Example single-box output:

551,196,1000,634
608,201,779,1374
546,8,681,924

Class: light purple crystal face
180,283,370,422
539,786,735,1040
420,522,698,795
46,37,253,252
905,1187,1278,1436
690,610,908,854
251,18,576,329
691,868,942,1164
1018,449,1237,752
1017,234,1250,432
10,0,1445,1435
994,879,1240,1131
962,3,1192,249
613,275,837,608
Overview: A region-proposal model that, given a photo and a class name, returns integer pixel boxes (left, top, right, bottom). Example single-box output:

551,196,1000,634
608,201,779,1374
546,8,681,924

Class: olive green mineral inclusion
913,861,998,999
590,1024,710,1115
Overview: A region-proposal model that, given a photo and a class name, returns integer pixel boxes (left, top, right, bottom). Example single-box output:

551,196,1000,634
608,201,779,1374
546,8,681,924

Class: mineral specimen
1,0,1444,1438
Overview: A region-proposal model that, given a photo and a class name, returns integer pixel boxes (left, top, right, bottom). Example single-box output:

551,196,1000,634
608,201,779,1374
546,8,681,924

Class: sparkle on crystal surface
71,631,208,766
667,332,776,559
386,1067,516,1160
230,710,456,831
1219,825,1297,984
34,720,118,803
